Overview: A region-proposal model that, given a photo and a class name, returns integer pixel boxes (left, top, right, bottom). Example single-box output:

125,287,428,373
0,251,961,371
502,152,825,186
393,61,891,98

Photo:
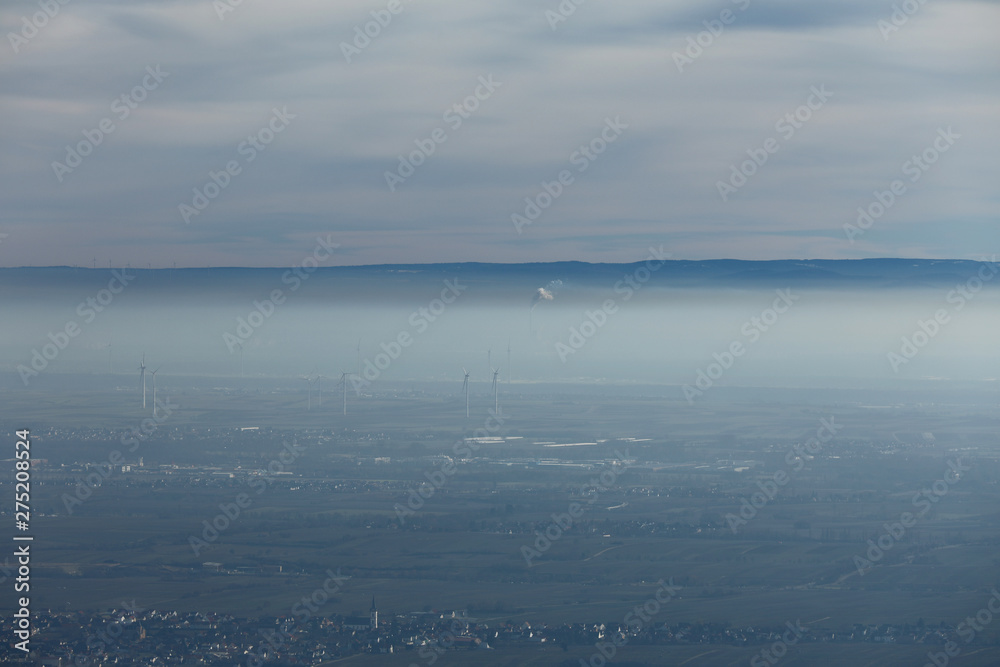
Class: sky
1,0,998,267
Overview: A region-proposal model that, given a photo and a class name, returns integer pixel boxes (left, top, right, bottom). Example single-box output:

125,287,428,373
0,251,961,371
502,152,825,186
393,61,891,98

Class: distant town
2,603,982,665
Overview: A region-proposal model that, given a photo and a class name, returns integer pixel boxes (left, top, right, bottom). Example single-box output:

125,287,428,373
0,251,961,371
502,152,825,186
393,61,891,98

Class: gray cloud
1,0,997,266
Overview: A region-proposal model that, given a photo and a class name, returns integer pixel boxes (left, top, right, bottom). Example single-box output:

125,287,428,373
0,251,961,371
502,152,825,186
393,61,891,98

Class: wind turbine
236,342,244,378
150,366,161,417
301,367,322,410
107,339,113,374
491,367,500,415
301,375,313,410
462,368,470,418
138,354,147,408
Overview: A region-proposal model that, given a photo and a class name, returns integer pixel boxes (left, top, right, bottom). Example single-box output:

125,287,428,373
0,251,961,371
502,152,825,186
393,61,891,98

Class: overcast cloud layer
1,0,997,267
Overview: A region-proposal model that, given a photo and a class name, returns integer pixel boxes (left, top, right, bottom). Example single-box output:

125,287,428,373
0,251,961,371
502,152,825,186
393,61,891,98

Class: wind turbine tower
302,375,313,411
138,354,147,408
462,368,470,418
150,367,161,417
491,367,499,415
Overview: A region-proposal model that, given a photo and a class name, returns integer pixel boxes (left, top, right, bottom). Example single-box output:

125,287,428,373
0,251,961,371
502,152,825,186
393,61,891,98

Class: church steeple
369,596,378,630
